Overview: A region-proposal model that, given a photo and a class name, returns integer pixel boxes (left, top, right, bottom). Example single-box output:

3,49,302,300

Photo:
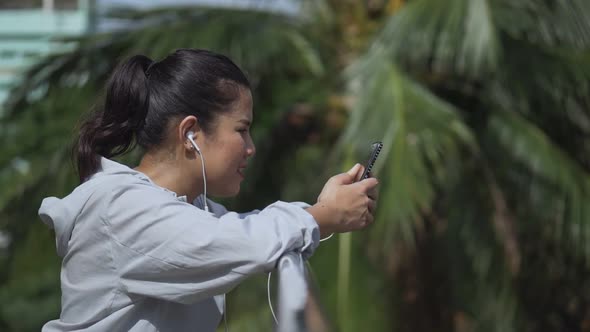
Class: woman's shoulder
82,170,157,196
80,158,171,198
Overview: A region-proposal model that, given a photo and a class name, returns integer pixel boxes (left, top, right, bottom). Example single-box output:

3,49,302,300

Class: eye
237,128,249,133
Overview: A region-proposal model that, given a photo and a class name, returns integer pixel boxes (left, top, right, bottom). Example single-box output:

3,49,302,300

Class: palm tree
339,0,590,331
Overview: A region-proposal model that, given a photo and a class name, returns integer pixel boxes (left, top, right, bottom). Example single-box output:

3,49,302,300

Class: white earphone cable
320,233,334,242
267,233,335,326
199,152,208,213
268,272,278,325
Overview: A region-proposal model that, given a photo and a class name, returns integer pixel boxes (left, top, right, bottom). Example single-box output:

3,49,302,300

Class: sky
97,0,299,14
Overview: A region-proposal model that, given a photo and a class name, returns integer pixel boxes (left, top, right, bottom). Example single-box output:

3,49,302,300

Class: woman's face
198,87,256,197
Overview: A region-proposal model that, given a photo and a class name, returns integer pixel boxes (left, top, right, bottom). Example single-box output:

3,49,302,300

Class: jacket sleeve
104,183,320,304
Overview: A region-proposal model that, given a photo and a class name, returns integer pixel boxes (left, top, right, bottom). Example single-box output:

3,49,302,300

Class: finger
358,207,374,227
357,209,369,230
367,199,377,214
367,186,379,200
355,177,379,193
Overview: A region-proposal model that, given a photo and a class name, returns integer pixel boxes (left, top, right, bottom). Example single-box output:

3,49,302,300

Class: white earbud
186,131,201,153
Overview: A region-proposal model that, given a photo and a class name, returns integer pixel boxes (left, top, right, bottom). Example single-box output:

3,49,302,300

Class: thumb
330,164,361,185
346,163,363,180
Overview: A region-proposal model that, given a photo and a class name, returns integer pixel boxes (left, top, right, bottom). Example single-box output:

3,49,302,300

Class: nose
246,136,256,157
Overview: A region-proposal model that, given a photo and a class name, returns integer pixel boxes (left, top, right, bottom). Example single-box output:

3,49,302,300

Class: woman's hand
307,164,379,237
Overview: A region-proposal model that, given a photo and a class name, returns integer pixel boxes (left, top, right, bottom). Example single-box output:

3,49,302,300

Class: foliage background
1,0,590,331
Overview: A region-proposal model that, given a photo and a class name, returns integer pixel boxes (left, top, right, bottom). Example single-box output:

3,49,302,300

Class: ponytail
75,55,152,182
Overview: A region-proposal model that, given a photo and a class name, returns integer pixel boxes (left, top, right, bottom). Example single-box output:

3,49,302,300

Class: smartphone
359,141,383,180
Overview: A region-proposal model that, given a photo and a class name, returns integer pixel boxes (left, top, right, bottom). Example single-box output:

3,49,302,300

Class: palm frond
486,109,590,260
492,38,590,126
494,0,590,48
443,169,520,332
340,49,476,250
375,0,500,80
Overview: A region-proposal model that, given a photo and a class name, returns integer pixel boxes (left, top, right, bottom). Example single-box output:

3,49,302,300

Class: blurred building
0,0,91,110
0,0,298,111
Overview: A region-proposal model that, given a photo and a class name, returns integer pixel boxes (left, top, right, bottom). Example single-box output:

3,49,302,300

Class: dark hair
75,49,251,182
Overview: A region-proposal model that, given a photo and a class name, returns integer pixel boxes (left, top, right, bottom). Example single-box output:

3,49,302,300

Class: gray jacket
39,158,320,331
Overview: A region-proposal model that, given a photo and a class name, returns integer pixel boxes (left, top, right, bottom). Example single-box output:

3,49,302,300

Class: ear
177,116,200,151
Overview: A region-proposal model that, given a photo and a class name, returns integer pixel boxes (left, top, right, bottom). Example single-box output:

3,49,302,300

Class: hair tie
145,61,156,77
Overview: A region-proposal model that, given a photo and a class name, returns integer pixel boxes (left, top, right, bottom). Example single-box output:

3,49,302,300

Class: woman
39,48,378,331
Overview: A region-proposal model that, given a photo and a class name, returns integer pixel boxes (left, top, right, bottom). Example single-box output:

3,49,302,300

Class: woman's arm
106,185,319,304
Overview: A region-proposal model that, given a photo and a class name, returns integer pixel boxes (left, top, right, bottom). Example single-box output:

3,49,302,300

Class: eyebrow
238,119,251,126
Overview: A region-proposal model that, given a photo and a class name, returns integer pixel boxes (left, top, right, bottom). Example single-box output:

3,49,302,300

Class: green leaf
487,109,590,259
375,0,500,79
341,51,476,250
